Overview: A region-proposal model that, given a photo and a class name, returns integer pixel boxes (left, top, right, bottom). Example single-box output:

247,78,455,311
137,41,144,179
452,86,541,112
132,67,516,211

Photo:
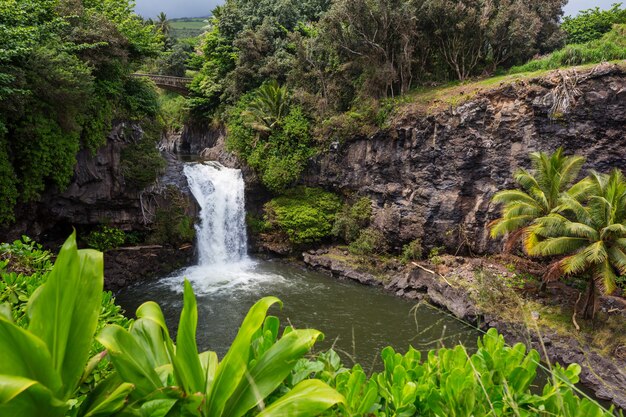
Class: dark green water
115,258,480,369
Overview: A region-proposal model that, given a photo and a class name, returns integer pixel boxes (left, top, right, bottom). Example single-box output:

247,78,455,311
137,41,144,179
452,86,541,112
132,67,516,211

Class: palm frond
491,190,541,207
528,236,588,257
560,251,589,276
489,215,535,238
608,245,626,276
592,260,618,295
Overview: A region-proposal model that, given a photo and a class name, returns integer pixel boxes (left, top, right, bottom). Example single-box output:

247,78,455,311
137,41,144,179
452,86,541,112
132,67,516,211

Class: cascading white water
183,162,248,265
162,162,283,294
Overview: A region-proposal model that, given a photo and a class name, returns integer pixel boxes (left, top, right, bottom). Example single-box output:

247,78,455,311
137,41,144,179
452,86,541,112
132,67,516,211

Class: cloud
134,0,222,19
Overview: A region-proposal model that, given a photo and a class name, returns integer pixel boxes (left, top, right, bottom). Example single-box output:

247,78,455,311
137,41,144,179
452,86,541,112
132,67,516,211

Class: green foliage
510,24,626,74
150,186,196,247
332,197,373,243
94,283,344,416
120,119,166,190
85,226,127,252
428,246,444,266
0,237,53,326
348,228,386,256
159,91,188,132
246,214,272,234
401,238,423,263
227,88,315,193
265,187,341,244
0,0,162,223
490,148,586,252
291,328,616,417
0,233,104,416
120,77,160,120
562,4,626,44
528,169,626,303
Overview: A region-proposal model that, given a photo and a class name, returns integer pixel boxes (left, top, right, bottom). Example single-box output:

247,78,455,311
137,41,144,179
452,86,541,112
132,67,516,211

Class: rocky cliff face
2,121,198,243
303,64,626,254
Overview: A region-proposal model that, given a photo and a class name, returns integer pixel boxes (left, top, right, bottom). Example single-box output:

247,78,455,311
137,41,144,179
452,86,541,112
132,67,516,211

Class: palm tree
489,148,586,252
242,80,289,135
528,169,626,318
156,12,171,37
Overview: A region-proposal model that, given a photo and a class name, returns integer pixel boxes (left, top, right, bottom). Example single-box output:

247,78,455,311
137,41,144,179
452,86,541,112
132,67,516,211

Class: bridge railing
132,73,193,85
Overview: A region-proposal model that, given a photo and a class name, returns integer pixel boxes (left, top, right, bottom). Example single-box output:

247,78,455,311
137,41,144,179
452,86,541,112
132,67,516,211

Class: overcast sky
133,0,617,19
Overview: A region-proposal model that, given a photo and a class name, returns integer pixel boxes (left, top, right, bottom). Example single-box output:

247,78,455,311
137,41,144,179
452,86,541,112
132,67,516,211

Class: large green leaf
172,279,205,395
130,320,171,370
97,324,164,398
0,318,61,395
205,296,281,417
223,329,323,417
82,381,135,417
0,375,67,417
27,232,103,399
255,379,344,417
199,350,218,395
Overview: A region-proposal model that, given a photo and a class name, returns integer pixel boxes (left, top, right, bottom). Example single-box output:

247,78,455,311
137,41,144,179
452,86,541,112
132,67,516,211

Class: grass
510,24,626,74
389,60,626,125
169,17,208,39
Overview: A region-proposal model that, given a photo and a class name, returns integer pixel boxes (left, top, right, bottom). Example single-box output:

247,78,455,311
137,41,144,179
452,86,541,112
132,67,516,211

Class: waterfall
162,161,281,294
183,162,248,265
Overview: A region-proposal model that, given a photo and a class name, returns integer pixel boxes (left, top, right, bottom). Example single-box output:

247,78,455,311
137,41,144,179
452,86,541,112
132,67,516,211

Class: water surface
116,259,480,369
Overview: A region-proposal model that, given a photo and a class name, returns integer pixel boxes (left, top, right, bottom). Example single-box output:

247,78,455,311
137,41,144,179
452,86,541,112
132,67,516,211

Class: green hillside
170,17,208,39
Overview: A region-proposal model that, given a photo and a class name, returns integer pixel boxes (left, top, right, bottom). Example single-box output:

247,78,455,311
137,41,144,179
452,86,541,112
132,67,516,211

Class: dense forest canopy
0,0,162,223
188,0,567,118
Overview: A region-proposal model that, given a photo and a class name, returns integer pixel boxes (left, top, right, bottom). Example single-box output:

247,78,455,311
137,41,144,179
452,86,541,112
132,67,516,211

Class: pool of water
115,257,480,369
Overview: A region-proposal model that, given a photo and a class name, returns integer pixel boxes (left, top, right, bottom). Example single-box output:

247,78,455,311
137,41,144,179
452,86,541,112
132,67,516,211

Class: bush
349,227,386,255
510,24,626,74
226,90,316,193
401,238,423,262
265,187,341,244
293,329,616,417
120,119,166,189
85,226,126,252
332,197,372,243
562,4,626,44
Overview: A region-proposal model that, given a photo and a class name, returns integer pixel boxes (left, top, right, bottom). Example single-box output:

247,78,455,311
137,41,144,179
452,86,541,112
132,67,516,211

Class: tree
562,3,626,44
320,0,421,97
528,170,626,318
489,148,586,252
156,11,171,37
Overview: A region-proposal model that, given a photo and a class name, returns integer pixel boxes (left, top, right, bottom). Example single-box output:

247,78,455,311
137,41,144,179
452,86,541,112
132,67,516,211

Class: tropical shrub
291,328,616,417
332,197,373,243
401,238,423,263
265,187,342,244
489,148,586,252
85,226,127,252
93,283,344,417
348,228,386,255
226,85,316,193
0,233,104,416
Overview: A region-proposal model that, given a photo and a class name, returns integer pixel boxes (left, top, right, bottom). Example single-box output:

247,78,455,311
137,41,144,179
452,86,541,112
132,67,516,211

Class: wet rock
104,245,194,292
